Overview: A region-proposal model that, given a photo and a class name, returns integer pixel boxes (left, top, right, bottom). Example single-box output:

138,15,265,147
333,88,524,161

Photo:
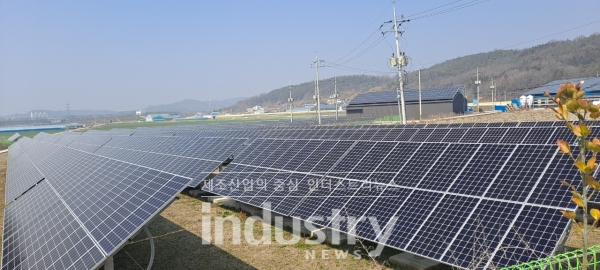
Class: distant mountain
227,33,600,110
2,109,126,119
226,75,396,113
145,97,246,113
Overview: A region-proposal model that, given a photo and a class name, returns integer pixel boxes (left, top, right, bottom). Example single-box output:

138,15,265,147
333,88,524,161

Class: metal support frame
144,226,155,270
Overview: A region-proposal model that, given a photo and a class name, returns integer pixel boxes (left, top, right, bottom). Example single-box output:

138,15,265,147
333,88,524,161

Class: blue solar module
403,194,479,260
370,128,391,141
537,121,555,127
311,141,355,174
499,128,528,144
13,121,578,269
417,144,480,191
16,141,192,258
347,142,397,180
7,133,20,142
4,147,44,203
2,181,105,270
349,187,411,242
382,128,402,141
290,178,352,222
368,143,420,184
328,141,374,178
392,143,449,187
441,128,467,143
384,190,444,249
449,144,516,196
546,126,577,145
487,122,504,127
478,128,508,144
483,145,556,202
528,148,584,208
519,122,536,127
522,127,555,144
459,128,487,143
396,128,418,141
348,86,464,105
490,205,570,268
425,128,450,142
442,200,521,269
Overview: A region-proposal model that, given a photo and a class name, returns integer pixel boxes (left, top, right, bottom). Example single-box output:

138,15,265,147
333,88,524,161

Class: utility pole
311,52,325,125
474,67,481,112
66,101,70,121
288,81,294,123
382,1,409,124
490,77,496,106
418,69,422,120
334,77,339,121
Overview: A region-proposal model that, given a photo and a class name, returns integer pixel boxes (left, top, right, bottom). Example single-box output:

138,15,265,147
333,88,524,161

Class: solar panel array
349,86,465,105
3,119,595,269
201,121,596,269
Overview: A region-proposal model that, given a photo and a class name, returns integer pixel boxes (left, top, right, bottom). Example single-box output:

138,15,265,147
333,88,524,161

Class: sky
1,0,599,116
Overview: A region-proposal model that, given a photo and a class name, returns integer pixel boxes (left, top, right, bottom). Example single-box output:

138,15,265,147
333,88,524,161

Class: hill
145,97,246,114
226,33,600,111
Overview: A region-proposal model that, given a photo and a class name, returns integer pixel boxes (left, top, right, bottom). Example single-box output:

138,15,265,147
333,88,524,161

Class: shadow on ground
113,215,257,270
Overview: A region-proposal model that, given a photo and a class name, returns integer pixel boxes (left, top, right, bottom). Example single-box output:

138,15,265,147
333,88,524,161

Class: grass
0,130,63,150
90,111,347,131
111,195,405,269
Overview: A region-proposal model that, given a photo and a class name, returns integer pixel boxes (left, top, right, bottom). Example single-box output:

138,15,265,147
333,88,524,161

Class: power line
321,3,393,52
502,19,600,49
405,0,464,18
407,0,492,21
328,34,389,67
327,29,382,65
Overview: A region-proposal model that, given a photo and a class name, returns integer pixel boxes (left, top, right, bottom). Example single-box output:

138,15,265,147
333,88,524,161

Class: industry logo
199,202,392,257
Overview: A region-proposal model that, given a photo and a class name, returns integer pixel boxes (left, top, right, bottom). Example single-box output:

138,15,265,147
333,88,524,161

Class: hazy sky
1,0,599,115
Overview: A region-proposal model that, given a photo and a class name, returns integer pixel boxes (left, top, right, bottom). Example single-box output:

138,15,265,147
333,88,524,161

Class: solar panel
478,128,508,143
7,133,19,142
2,181,105,270
6,121,584,269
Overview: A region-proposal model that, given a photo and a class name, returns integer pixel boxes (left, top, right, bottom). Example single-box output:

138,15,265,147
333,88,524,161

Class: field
0,130,63,150
90,111,345,131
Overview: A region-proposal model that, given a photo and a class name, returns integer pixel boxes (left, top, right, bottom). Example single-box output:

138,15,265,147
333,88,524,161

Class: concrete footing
188,189,212,198
389,253,441,270
219,200,329,239
200,196,231,204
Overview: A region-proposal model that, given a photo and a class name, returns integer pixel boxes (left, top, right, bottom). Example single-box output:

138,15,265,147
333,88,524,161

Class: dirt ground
426,108,591,124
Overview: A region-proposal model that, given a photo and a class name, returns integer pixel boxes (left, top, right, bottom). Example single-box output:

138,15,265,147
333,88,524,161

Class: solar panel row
3,137,192,269
5,120,596,269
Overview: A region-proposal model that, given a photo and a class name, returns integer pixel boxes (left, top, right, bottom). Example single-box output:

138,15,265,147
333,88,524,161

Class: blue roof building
346,86,467,120
522,77,600,108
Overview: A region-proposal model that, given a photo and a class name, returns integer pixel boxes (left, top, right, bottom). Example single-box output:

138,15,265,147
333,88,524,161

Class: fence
501,245,600,270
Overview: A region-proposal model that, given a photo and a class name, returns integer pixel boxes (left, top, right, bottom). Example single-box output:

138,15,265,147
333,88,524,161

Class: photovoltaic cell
404,195,479,259
459,128,487,143
449,144,516,196
384,190,444,249
484,145,555,202
2,181,105,270
442,200,521,269
392,143,448,187
490,206,570,268
418,144,479,191
349,187,410,242
478,128,508,144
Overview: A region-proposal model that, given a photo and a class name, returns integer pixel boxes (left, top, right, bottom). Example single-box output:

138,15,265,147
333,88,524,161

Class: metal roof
348,85,464,105
523,77,600,97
